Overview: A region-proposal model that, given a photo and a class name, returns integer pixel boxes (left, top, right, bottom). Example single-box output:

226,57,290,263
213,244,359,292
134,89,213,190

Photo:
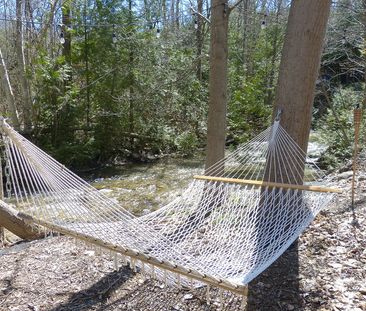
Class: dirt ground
0,163,365,311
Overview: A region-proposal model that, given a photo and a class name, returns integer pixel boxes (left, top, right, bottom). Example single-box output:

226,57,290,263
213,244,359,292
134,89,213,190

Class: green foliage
316,87,365,170
1,0,290,168
175,131,199,156
229,75,272,143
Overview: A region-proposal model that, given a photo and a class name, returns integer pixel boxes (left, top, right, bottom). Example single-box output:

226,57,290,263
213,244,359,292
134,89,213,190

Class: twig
190,7,211,24
229,0,244,13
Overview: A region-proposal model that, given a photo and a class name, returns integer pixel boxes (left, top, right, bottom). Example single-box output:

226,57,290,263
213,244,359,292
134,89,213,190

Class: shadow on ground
247,241,302,311
50,266,135,311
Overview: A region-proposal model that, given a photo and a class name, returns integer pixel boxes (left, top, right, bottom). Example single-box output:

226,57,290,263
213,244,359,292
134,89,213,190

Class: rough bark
0,48,20,130
204,0,229,176
273,0,331,154
0,200,42,240
247,1,331,309
195,0,204,80
16,0,33,133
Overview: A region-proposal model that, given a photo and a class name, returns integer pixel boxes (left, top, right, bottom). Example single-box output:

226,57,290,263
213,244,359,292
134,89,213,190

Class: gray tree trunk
0,48,20,130
16,0,32,133
195,0,204,80
205,0,229,176
247,1,331,309
273,0,331,154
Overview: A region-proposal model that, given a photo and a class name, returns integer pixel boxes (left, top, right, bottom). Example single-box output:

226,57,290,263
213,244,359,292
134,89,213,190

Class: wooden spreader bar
193,175,342,194
18,212,248,296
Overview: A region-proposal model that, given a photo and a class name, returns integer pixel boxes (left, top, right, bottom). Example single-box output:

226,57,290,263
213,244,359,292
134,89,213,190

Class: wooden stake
352,107,362,206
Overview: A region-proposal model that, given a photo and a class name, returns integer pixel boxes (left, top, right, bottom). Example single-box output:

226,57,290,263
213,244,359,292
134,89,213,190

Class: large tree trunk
0,48,20,130
16,0,33,133
247,0,331,309
205,0,229,176
273,0,331,153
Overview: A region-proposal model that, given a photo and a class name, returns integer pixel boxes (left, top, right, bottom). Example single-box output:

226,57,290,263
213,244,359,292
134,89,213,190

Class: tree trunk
84,0,90,128
273,0,331,153
205,0,229,176
362,0,366,111
264,0,283,107
129,0,135,151
247,1,331,309
175,0,180,29
170,0,175,26
16,0,32,133
195,0,204,80
62,0,72,65
0,48,20,130
163,0,230,243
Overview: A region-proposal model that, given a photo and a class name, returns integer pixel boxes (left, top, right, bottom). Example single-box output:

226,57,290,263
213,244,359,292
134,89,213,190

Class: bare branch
190,6,211,24
229,0,244,13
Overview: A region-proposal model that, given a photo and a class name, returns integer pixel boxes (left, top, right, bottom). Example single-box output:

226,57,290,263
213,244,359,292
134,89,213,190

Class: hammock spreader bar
194,175,342,194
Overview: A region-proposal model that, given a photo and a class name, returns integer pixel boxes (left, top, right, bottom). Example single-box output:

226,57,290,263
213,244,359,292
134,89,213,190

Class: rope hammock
0,117,340,297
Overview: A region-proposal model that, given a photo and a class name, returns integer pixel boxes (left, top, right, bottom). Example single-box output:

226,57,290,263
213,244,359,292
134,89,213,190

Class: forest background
0,0,365,170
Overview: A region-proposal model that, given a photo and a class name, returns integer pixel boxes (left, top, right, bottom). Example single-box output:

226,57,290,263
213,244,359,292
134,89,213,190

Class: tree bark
205,0,229,176
247,1,331,309
128,0,135,151
16,0,33,133
273,0,331,154
0,48,21,130
62,0,72,65
195,0,204,80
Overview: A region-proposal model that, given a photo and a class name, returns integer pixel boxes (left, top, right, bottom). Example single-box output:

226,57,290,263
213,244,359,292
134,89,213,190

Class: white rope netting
0,119,337,291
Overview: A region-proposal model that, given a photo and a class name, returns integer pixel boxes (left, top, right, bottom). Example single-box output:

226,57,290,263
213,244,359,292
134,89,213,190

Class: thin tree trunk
0,48,20,130
84,0,90,128
205,0,229,176
175,0,180,29
170,0,175,26
362,0,366,111
128,0,135,150
195,0,204,80
16,0,32,133
264,0,283,106
162,0,167,25
62,0,72,65
241,0,249,69
247,1,331,309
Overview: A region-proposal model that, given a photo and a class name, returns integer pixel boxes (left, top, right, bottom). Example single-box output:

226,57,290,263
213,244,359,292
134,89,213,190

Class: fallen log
0,200,43,240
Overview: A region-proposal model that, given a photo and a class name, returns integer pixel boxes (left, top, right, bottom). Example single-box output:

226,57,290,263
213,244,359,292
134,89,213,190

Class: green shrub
316,86,365,170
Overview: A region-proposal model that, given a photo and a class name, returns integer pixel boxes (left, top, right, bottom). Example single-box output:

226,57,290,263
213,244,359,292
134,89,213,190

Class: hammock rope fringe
0,117,340,296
